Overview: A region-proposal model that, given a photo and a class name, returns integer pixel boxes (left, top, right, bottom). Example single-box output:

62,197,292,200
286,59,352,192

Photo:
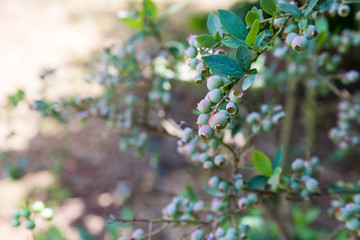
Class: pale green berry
218,181,229,191
285,32,297,47
226,102,239,116
12,209,21,219
191,229,204,240
311,11,322,20
188,58,199,69
198,124,214,140
207,76,224,90
304,25,318,40
32,201,45,213
301,189,310,199
196,114,210,126
207,89,223,103
185,47,198,58
208,176,221,188
291,159,305,172
234,179,244,190
215,227,226,238
292,36,308,52
203,161,213,171
247,193,258,204
20,208,31,219
353,194,360,204
229,89,243,103
214,154,226,166
237,197,249,209
198,152,210,163
305,178,318,193
40,208,54,221
187,34,199,47
132,228,145,239
337,208,351,221
26,219,36,229
261,119,272,131
209,112,228,130
345,218,360,230
11,218,20,227
194,73,204,85
197,99,212,113
283,24,298,37
338,4,351,17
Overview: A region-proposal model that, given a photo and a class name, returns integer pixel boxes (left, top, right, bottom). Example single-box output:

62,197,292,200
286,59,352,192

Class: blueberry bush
8,0,360,239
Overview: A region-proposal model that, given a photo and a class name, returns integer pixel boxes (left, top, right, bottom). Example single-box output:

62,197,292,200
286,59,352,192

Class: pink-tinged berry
197,98,212,113
207,75,224,90
198,124,214,140
226,102,239,116
229,89,243,103
304,25,318,40
285,32,298,47
311,11,322,20
338,4,351,17
214,154,225,166
196,114,210,126
207,89,223,103
209,112,229,130
185,47,198,58
292,36,309,52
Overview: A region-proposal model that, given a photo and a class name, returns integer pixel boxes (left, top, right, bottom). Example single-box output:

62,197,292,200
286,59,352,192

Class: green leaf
120,18,143,30
202,55,244,77
126,31,147,45
183,185,198,201
272,146,283,169
246,19,259,46
235,45,252,71
242,74,255,91
222,37,247,48
196,34,218,48
303,0,318,16
247,175,268,189
320,0,335,12
143,0,157,20
218,9,248,40
204,186,226,197
248,68,258,74
8,90,25,107
253,150,273,177
278,2,303,17
245,11,260,25
298,19,308,29
255,31,265,48
207,12,221,36
260,0,277,16
160,2,185,20
268,173,280,186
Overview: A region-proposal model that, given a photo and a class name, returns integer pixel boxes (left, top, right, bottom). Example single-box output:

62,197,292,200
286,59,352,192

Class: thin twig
322,224,346,240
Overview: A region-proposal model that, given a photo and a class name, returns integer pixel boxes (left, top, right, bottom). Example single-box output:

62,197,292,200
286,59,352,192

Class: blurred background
1,0,360,239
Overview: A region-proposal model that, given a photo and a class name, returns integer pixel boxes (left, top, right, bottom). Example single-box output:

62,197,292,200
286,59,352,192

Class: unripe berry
11,218,20,227
356,11,360,20
40,208,54,221
211,198,225,211
290,181,300,191
197,114,210,127
247,193,258,204
246,112,261,124
260,104,270,114
343,70,359,84
226,102,239,116
20,208,31,219
32,201,45,213
261,119,272,132
209,112,229,130
292,36,308,52
304,25,318,40
196,61,206,74
291,158,305,172
188,58,199,69
214,49,226,55
26,219,36,229
336,208,351,221
353,194,360,204
185,47,198,58
193,201,205,212
208,176,221,188
187,34,199,48
218,181,229,191
194,73,204,85
12,210,21,219
285,32,298,47
191,230,204,240
238,223,250,233
338,4,351,17
237,197,249,209
283,24,298,37
229,89,243,103
197,99,212,113
215,227,226,238
207,89,223,103
203,161,214,171
132,228,145,239
198,152,210,163
300,189,310,200
305,178,318,193
207,76,224,90
214,154,226,166
234,179,244,190
345,218,360,230
311,11,322,20
198,124,214,140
